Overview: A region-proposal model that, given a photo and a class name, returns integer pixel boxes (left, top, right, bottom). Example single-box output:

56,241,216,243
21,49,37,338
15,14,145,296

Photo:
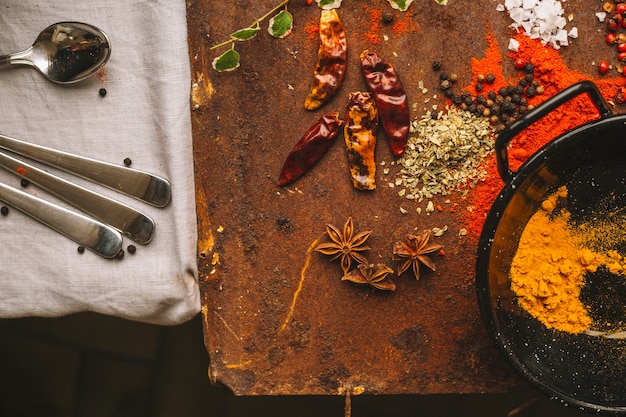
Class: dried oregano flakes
393,107,495,201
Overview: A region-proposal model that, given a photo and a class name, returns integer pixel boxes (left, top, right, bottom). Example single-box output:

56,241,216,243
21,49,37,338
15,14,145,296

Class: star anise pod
315,217,371,274
393,230,442,280
342,263,396,291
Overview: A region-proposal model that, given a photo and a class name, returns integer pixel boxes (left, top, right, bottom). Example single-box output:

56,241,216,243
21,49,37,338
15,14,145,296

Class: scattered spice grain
77,245,85,254
99,88,107,97
123,158,132,166
0,206,8,216
127,244,137,254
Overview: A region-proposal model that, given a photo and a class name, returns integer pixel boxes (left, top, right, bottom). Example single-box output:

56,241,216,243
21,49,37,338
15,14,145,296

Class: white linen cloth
0,0,200,324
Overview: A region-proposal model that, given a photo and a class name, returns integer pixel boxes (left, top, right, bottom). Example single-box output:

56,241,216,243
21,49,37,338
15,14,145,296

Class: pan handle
495,80,613,183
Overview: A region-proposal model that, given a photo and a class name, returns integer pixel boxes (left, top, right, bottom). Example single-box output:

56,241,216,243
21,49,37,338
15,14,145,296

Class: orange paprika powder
463,32,626,241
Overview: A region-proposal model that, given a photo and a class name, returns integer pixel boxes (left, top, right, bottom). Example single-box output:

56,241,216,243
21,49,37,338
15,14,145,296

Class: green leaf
316,0,342,9
231,27,260,41
268,10,293,38
387,0,414,11
212,49,240,72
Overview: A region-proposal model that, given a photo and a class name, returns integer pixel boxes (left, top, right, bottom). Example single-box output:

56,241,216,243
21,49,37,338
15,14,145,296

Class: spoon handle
0,181,123,258
0,48,33,66
0,150,155,244
0,133,171,207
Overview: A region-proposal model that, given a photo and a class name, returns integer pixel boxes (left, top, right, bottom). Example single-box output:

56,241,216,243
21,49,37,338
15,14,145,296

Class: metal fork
0,150,156,244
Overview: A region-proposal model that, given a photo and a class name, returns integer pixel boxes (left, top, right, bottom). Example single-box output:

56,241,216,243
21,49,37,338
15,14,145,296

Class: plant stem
210,0,290,51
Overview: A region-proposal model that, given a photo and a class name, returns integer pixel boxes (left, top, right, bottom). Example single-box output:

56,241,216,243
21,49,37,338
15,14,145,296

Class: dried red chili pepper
278,112,344,186
344,92,378,191
304,9,347,111
360,50,410,157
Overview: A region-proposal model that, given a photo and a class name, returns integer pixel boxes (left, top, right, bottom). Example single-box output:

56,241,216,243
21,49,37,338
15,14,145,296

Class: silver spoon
0,182,123,258
0,22,111,84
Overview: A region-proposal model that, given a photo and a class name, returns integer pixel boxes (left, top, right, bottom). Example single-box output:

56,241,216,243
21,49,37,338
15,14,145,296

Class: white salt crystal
522,0,537,10
596,12,606,22
505,0,522,10
508,38,520,51
568,26,578,38
500,0,575,50
496,3,505,11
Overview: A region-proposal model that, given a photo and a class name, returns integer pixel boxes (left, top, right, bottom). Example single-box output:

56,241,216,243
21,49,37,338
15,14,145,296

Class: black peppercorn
77,246,85,254
511,93,521,104
431,61,442,71
99,88,107,97
525,73,534,83
502,101,516,113
487,90,497,101
0,206,8,216
439,71,448,80
464,95,474,105
498,87,508,97
127,245,137,254
485,73,496,84
514,85,524,95
475,83,484,92
476,94,487,105
116,249,125,259
20,179,29,188
444,88,454,97
382,11,394,25
123,157,132,166
525,86,537,98
523,62,535,74
468,104,478,113
452,94,463,105
518,78,528,87
507,85,516,96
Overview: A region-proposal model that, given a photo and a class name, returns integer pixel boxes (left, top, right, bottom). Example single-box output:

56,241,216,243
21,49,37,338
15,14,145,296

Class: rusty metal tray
186,0,604,395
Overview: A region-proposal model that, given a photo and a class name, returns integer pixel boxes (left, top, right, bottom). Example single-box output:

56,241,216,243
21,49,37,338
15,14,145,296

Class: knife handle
0,133,171,207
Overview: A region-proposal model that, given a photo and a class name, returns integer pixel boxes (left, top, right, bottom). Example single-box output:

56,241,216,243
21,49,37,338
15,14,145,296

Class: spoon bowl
0,22,111,84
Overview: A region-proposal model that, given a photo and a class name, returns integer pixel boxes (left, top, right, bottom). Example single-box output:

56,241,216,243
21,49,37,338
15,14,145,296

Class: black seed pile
431,61,545,131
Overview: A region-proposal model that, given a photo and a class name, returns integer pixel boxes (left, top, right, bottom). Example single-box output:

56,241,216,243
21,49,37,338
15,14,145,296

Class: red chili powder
392,14,419,35
463,32,626,241
362,5,382,44
303,22,319,40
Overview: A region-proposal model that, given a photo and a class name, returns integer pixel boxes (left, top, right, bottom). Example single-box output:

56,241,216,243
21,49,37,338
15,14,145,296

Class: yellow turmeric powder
510,186,626,333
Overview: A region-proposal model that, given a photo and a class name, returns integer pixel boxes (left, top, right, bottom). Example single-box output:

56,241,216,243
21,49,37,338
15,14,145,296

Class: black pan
476,81,626,415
